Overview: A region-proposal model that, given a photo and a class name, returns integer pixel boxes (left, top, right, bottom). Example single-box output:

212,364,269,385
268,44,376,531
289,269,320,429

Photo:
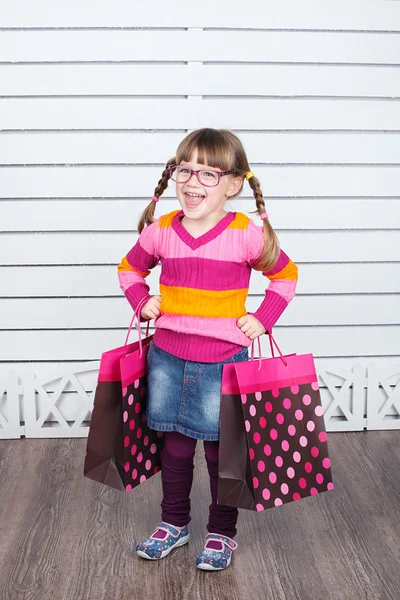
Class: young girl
117,128,298,571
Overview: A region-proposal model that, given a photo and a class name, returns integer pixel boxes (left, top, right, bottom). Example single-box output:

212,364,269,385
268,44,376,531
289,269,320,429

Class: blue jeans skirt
145,341,249,441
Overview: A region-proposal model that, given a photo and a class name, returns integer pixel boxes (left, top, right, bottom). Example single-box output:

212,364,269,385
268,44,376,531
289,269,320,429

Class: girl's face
175,150,243,223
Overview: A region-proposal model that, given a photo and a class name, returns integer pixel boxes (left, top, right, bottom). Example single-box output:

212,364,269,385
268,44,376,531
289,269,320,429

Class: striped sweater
118,209,298,362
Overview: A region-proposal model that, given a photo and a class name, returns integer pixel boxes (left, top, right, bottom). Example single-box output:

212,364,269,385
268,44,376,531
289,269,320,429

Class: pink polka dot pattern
283,398,291,410
241,394,248,404
231,380,334,511
120,371,163,493
262,488,270,500
264,444,272,456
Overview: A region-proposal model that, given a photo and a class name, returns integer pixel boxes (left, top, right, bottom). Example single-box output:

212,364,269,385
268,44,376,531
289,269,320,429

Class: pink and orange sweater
118,210,298,363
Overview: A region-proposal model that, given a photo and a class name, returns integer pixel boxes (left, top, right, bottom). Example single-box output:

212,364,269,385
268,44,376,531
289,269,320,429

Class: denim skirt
145,341,249,441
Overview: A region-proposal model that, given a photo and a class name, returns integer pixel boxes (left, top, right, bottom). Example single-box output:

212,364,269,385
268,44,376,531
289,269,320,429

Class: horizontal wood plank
0,326,398,360
3,264,399,296
1,64,399,97
2,296,398,329
2,199,399,232
1,1,399,30
1,30,400,63
2,132,400,165
0,166,399,198
1,98,399,131
1,231,398,264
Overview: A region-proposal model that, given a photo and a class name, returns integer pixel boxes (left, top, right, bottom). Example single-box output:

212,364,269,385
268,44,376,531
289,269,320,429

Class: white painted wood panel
2,199,398,231
0,1,399,435
1,232,398,265
2,98,399,130
2,133,400,165
1,1,398,30
2,30,399,63
1,166,399,198
2,296,398,329
1,327,398,361
3,264,399,297
2,64,399,97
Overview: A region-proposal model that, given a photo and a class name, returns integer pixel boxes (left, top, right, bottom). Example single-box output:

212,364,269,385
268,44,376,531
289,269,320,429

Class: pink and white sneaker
196,533,238,571
136,522,190,560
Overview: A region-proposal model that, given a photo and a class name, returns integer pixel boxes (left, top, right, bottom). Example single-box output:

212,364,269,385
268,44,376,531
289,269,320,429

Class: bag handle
124,297,151,353
250,331,288,370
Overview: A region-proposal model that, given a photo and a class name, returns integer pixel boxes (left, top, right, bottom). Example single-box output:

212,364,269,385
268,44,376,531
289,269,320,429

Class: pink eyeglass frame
168,165,235,187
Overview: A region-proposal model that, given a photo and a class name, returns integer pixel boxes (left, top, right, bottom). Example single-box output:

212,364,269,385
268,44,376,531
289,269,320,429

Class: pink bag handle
124,297,151,355
250,330,288,370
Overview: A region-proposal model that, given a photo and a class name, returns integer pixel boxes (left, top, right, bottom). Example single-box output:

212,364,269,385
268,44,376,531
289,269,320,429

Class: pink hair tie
260,212,268,220
152,195,159,203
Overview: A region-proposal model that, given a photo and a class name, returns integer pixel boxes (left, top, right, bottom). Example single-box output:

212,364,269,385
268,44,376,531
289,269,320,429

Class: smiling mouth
184,192,205,207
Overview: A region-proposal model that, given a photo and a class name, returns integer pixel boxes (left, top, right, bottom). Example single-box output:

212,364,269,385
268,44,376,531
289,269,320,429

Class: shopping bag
218,334,334,511
83,299,163,492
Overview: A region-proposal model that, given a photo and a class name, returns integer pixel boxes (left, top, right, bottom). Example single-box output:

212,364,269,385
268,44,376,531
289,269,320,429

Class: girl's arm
117,221,160,315
247,223,298,333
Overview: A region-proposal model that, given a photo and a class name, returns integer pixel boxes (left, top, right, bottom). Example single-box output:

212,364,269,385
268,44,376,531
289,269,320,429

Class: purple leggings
160,431,239,538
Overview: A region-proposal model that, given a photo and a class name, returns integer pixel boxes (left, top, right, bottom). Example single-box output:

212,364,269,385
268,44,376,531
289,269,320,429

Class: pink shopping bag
84,299,163,492
218,334,334,511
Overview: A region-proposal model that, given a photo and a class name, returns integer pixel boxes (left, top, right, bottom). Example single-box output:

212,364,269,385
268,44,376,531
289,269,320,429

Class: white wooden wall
1,0,400,438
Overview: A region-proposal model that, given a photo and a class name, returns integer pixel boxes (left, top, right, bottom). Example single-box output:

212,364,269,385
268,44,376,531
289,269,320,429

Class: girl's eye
204,171,216,178
180,167,190,174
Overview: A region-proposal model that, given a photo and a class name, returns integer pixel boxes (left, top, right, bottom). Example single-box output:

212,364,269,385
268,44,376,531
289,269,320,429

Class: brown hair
138,128,280,272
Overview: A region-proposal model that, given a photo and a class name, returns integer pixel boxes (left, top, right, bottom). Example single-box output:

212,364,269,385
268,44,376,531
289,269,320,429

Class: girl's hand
236,314,266,340
141,295,162,320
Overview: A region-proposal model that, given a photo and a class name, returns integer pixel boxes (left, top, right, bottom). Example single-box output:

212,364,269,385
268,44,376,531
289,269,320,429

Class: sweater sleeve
117,220,160,315
247,221,298,333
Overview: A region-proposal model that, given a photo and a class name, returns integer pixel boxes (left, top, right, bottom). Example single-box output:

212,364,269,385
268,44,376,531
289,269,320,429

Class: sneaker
196,533,238,571
136,522,190,560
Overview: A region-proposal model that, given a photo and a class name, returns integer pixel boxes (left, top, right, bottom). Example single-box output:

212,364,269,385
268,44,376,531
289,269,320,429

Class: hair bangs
175,129,234,171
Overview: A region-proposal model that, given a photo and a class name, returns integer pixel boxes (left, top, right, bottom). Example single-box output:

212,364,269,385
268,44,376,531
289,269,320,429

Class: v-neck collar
172,210,236,250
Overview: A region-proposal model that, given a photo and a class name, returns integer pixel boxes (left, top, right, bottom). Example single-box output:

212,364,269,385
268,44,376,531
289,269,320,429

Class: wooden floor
0,431,399,600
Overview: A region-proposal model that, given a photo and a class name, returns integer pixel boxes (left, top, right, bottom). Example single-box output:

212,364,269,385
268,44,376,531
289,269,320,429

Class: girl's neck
180,210,229,238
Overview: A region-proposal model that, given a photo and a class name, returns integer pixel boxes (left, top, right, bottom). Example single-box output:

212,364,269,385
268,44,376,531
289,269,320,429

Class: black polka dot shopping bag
83,300,163,492
218,334,334,511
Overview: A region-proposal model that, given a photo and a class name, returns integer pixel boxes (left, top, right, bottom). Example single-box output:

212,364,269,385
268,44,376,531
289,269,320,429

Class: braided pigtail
137,157,176,234
248,175,280,272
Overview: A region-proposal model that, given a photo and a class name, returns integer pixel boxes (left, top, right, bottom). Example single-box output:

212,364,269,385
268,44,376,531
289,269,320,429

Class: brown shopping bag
218,334,334,511
83,300,163,492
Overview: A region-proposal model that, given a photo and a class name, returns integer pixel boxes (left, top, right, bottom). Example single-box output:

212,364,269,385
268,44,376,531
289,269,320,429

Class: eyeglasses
168,165,235,188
